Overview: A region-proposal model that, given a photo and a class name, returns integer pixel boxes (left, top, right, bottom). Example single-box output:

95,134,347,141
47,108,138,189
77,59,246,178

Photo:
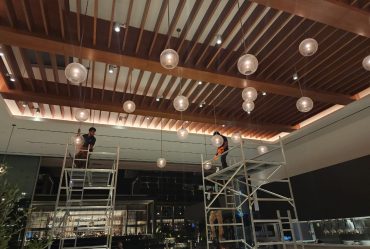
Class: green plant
0,179,27,248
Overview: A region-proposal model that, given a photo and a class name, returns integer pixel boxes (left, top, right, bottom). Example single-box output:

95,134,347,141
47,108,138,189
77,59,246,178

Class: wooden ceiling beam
252,0,370,38
0,27,355,105
0,77,295,134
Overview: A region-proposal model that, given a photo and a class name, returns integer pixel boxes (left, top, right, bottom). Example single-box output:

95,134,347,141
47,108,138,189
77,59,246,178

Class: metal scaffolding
201,139,305,249
49,143,120,249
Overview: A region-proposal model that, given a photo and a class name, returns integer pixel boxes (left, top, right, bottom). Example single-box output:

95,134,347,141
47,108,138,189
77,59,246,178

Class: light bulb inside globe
160,49,179,69
231,132,241,144
157,158,167,168
65,62,88,84
362,55,370,71
71,135,84,145
299,38,318,56
296,96,314,112
237,54,258,75
177,128,189,140
173,95,189,112
211,134,223,147
242,87,257,101
123,100,136,113
204,161,212,170
75,109,89,122
257,145,269,155
242,100,255,113
0,163,8,176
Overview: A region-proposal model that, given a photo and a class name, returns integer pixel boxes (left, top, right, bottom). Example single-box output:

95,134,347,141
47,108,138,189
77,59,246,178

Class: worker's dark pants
221,153,228,169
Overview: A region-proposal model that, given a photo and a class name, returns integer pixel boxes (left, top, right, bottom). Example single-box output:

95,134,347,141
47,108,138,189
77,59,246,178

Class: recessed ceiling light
108,65,115,74
21,101,27,107
156,97,161,102
198,81,202,85
262,92,267,96
216,34,222,45
293,72,298,81
10,77,15,82
0,52,4,57
114,23,121,32
146,117,150,120
222,124,225,127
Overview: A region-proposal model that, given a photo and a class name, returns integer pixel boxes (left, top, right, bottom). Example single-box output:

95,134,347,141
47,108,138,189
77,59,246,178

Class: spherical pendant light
123,100,136,113
157,157,167,168
242,87,258,101
203,161,212,170
173,95,189,112
242,100,255,113
160,49,179,69
362,55,370,71
211,134,223,148
231,132,241,144
237,54,258,75
65,62,88,84
0,163,8,176
296,96,314,112
71,134,84,145
75,109,89,122
177,128,189,140
299,38,318,56
257,145,269,155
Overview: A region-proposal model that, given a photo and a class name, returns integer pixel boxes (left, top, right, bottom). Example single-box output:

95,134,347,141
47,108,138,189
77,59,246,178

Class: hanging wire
160,119,163,157
213,105,217,132
78,0,90,59
167,0,171,49
237,0,247,53
2,124,16,163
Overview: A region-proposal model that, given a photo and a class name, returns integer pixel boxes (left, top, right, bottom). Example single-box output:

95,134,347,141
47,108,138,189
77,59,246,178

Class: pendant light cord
237,0,247,53
2,124,16,164
78,0,90,59
160,119,163,157
167,0,171,49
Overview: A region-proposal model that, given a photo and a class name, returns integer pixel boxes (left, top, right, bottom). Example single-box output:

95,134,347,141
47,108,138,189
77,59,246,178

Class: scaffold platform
201,139,305,249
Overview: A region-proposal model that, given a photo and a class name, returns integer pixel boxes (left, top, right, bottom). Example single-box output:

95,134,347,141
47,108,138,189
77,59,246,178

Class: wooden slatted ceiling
0,0,369,139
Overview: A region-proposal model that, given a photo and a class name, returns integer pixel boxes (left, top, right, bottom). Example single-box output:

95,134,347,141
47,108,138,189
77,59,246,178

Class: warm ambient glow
71,134,84,145
65,62,88,84
211,134,223,147
160,49,179,69
296,96,314,112
123,100,136,114
299,38,318,56
237,54,258,75
231,132,241,144
242,87,258,101
156,158,167,168
177,128,189,140
173,95,189,112
0,163,7,176
203,161,212,170
362,55,370,71
242,100,255,113
257,145,269,155
75,109,89,122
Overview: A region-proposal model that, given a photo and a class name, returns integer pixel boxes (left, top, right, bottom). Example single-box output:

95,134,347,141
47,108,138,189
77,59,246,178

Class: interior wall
291,155,370,220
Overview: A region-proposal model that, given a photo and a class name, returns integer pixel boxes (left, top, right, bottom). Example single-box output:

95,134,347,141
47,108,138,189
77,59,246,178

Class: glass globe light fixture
257,145,269,155
65,62,88,84
296,96,314,112
123,100,136,113
299,38,318,56
242,87,258,101
173,95,189,112
231,132,241,144
71,134,84,145
75,109,89,122
211,134,223,148
203,161,212,170
362,55,370,71
242,100,255,113
0,163,8,176
237,54,258,75
157,157,167,168
177,128,189,140
160,49,179,69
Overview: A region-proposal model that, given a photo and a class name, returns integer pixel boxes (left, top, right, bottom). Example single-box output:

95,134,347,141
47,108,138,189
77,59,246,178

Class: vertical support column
201,154,210,249
240,140,257,248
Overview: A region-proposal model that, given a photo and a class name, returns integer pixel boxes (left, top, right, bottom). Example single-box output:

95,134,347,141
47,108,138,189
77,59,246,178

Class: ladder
49,143,120,249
